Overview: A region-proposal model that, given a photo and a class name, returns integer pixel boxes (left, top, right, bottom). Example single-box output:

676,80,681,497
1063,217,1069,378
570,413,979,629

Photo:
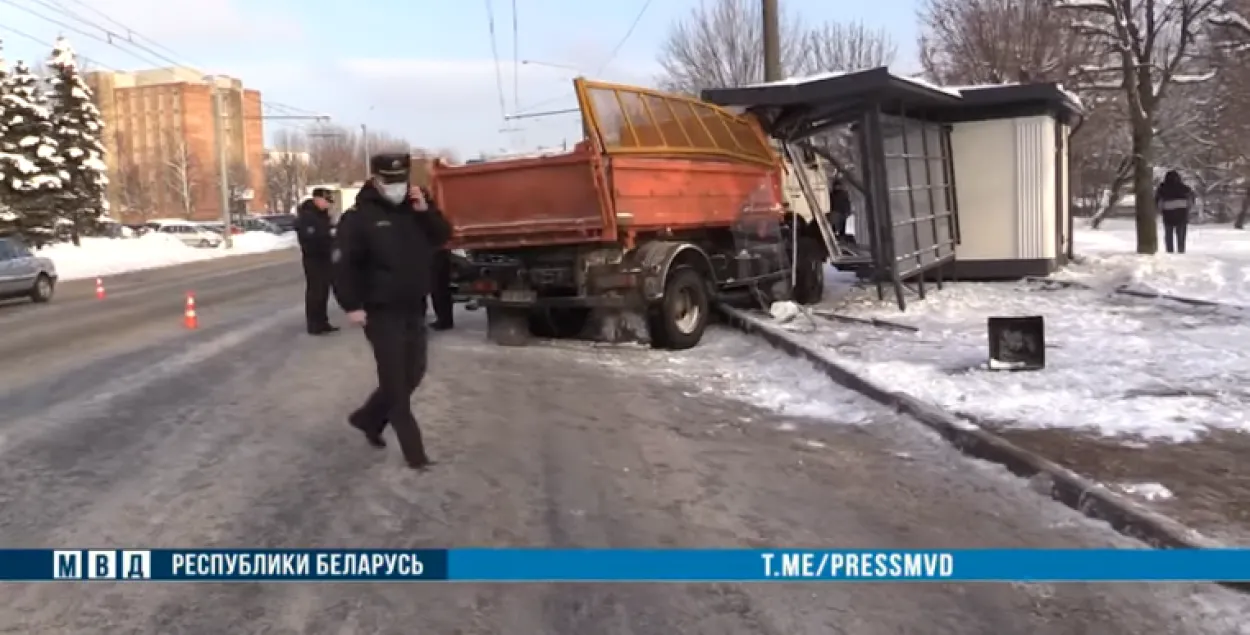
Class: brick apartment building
85,68,267,222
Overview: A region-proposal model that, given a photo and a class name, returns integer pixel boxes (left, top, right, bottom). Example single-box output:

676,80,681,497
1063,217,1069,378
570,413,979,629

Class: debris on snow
1115,482,1175,502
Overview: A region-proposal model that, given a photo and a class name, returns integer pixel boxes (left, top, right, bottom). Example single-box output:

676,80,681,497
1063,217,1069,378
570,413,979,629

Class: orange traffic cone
184,293,198,329
95,277,105,299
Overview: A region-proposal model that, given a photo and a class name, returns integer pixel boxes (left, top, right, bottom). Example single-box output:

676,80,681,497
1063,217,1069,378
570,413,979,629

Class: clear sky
1,0,921,157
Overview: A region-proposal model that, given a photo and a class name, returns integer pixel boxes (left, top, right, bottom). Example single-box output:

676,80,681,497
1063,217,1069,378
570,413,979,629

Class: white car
145,220,222,248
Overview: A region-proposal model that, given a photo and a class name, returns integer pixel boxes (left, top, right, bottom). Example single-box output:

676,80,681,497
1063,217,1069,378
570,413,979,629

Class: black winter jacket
331,183,452,313
294,199,334,260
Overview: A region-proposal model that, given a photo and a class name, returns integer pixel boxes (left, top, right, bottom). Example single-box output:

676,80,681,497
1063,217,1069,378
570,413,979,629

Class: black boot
347,414,386,449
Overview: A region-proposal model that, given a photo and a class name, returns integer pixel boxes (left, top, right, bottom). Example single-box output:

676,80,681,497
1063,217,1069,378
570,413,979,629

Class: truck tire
649,266,710,350
793,237,825,305
527,307,591,339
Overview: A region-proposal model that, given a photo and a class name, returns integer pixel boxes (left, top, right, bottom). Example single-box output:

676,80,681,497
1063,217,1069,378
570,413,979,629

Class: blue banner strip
3,549,1250,582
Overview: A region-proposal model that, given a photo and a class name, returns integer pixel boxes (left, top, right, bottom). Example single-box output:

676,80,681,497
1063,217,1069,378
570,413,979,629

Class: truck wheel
793,237,825,305
649,266,710,350
527,307,591,339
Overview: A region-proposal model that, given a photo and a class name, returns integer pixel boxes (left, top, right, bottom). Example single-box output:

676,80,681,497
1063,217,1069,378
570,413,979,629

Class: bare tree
801,22,897,75
226,162,253,217
919,0,1095,85
305,124,360,185
115,161,153,220
1208,0,1250,226
656,0,898,181
265,129,309,214
111,133,152,220
163,135,199,219
1058,0,1220,253
656,0,811,95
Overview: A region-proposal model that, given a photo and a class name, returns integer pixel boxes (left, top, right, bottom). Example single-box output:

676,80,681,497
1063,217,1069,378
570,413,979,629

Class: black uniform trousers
353,308,430,464
302,257,333,331
430,250,454,327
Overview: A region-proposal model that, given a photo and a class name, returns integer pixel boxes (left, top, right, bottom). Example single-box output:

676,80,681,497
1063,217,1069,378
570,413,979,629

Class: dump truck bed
433,151,781,251
431,77,782,251
432,145,609,250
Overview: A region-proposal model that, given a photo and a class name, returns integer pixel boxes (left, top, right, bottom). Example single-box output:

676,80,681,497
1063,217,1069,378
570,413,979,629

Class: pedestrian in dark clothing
295,188,338,335
332,153,451,470
1156,170,1196,254
424,186,456,331
829,176,853,244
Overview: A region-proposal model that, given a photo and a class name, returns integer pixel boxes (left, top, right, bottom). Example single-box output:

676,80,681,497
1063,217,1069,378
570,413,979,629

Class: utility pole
207,73,328,248
361,123,370,182
762,0,782,82
211,83,233,249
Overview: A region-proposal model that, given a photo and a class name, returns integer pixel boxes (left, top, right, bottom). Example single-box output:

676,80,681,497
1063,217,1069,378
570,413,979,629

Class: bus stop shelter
703,67,965,310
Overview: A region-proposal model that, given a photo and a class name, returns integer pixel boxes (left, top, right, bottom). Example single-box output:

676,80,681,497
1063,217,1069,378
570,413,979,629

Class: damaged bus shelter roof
701,67,1083,140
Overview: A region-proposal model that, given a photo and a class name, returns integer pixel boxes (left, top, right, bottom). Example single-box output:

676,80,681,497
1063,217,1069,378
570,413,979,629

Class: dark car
261,214,296,233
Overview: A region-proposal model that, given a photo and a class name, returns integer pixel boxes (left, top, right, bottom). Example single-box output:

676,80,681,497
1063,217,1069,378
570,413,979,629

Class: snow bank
37,231,297,281
789,221,1250,442
1065,219,1250,305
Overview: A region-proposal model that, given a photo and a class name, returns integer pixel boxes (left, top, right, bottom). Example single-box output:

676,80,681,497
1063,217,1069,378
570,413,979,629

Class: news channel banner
4,549,1250,582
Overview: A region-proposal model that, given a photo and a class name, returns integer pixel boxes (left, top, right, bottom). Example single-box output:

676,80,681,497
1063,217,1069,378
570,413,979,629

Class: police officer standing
332,154,450,470
294,188,338,335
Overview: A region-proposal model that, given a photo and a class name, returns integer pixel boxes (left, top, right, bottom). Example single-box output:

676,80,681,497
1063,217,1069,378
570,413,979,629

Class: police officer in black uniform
294,187,338,335
332,153,450,470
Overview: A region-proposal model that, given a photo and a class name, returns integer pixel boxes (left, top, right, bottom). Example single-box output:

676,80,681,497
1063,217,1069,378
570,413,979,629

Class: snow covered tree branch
46,37,108,246
0,54,66,246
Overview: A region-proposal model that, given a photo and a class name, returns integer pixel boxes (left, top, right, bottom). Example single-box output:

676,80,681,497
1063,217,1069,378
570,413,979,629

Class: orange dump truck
431,79,823,349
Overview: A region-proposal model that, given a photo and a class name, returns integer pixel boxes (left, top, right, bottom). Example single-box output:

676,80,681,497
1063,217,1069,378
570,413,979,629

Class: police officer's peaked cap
370,153,411,183
311,187,334,201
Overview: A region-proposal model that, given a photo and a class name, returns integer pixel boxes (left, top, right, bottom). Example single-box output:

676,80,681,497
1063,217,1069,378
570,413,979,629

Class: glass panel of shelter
878,114,959,278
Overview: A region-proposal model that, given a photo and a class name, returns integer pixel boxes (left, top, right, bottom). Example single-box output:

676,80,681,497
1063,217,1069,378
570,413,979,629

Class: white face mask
379,182,407,205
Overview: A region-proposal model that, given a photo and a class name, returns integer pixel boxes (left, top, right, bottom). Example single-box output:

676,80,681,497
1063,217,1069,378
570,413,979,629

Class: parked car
196,221,244,236
238,217,283,234
260,214,296,233
0,235,57,303
145,220,223,248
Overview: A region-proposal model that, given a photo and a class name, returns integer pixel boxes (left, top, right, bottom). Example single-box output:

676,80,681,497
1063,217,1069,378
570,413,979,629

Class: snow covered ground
1063,218,1250,306
761,218,1250,539
37,231,298,281
790,218,1250,442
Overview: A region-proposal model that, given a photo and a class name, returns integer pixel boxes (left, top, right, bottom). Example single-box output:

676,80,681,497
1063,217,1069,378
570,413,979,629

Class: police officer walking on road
332,153,451,470
295,188,338,335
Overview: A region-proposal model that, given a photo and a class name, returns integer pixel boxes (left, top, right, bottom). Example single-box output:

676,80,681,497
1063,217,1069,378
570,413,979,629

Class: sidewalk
777,220,1250,542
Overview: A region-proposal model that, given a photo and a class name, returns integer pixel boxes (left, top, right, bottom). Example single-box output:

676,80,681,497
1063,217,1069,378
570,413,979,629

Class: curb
716,303,1249,592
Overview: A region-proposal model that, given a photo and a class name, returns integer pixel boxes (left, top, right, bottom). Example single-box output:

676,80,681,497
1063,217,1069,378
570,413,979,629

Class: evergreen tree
46,37,107,244
0,40,17,235
0,58,65,245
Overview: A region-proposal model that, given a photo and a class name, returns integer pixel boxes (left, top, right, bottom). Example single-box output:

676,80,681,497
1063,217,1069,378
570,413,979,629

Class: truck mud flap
486,307,531,346
586,307,651,345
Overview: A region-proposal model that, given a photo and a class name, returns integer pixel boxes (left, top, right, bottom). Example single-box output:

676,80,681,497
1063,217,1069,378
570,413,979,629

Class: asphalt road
2,253,1249,634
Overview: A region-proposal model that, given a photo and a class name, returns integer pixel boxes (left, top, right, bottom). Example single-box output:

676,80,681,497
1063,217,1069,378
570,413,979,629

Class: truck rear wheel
649,266,710,350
